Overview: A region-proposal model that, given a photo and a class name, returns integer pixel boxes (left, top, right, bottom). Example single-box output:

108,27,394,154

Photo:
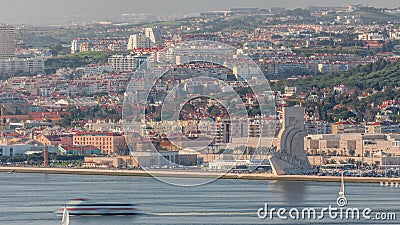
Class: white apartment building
82,65,112,76
127,33,151,50
145,28,163,47
357,32,385,41
390,31,400,40
108,54,149,72
71,39,87,53
0,57,45,74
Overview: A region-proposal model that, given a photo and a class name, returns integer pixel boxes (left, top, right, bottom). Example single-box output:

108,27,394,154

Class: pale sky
0,0,399,25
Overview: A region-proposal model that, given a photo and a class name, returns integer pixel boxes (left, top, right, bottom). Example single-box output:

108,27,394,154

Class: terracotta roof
61,145,100,151
74,131,122,136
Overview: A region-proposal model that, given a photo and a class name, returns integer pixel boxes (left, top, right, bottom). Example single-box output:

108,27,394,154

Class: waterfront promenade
1,166,400,184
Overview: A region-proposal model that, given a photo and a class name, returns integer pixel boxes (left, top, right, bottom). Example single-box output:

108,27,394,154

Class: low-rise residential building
318,62,358,73
284,86,297,96
331,120,365,134
70,37,128,53
305,121,332,134
366,121,400,134
358,32,385,41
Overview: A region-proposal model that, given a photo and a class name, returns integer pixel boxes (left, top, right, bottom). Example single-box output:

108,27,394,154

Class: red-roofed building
35,134,73,146
6,132,21,138
365,41,383,49
380,100,397,109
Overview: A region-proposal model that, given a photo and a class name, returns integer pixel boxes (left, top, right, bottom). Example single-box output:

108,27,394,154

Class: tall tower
43,145,49,167
0,24,16,59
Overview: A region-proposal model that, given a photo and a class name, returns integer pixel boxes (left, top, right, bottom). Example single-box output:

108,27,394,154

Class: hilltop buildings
70,37,128,53
127,28,164,50
0,24,44,75
1,6,400,171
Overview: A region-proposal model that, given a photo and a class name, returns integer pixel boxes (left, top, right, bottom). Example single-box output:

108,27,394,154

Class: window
392,141,400,147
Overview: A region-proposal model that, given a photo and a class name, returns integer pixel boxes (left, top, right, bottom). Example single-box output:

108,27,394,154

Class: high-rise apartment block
0,24,16,59
127,28,164,51
108,54,149,72
145,28,163,47
127,33,151,50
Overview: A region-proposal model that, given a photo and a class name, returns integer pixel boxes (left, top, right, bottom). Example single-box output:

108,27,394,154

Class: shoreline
1,167,400,184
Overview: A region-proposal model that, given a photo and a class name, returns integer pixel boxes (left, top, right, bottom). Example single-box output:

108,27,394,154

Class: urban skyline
1,2,400,224
0,0,400,25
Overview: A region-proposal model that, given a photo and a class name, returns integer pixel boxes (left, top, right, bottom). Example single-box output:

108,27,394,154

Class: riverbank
1,166,400,184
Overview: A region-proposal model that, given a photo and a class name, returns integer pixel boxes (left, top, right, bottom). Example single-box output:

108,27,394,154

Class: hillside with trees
278,59,400,91
272,59,400,122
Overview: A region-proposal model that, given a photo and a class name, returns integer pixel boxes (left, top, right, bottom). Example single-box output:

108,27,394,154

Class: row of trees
282,59,397,91
0,153,84,163
58,106,121,127
45,51,117,72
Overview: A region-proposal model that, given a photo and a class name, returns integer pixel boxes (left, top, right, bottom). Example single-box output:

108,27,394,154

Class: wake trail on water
145,211,255,216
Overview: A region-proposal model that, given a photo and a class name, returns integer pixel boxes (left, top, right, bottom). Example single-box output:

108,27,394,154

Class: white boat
56,198,136,216
336,173,349,207
339,173,345,198
61,206,70,225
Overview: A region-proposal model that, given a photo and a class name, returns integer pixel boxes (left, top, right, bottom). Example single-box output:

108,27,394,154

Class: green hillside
283,59,400,91
273,59,400,122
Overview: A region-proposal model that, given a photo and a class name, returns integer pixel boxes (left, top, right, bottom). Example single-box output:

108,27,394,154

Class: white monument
269,107,314,175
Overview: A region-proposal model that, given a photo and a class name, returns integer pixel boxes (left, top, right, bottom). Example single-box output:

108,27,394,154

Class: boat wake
146,211,254,216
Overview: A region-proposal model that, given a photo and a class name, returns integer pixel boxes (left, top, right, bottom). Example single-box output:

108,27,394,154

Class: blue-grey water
0,172,399,225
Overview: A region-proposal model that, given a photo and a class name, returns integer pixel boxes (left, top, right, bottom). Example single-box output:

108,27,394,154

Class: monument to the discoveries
269,107,315,175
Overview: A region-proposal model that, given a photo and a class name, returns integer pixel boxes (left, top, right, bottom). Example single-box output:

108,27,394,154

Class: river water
0,172,398,225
